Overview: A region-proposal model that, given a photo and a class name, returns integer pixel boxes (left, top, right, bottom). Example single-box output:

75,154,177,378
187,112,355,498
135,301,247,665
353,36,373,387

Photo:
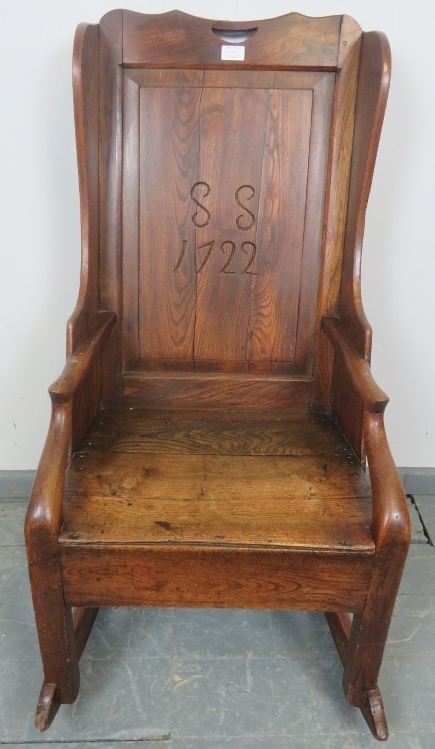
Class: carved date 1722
174,182,258,275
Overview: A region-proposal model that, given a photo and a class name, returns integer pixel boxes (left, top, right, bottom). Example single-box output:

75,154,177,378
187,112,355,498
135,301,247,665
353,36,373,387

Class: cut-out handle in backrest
212,27,258,44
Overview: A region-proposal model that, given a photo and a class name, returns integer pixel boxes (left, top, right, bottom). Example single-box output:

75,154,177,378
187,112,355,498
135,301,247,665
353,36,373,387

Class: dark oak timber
25,9,410,741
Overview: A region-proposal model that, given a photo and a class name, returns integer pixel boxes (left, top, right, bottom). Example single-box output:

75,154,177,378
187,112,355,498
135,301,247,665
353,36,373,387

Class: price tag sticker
221,45,245,61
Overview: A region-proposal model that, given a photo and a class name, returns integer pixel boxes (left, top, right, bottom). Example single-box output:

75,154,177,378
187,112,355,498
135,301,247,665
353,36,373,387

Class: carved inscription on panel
174,182,257,275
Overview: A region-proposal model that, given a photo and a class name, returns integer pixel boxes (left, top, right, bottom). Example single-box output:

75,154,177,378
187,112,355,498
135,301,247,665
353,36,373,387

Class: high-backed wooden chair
25,10,410,740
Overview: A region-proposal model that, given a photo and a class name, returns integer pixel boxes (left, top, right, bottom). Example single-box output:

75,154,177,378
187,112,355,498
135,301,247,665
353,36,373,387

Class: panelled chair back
25,10,410,740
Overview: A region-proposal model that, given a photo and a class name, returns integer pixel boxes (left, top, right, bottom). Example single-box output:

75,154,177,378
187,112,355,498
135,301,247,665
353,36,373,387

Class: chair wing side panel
330,31,391,455
339,31,391,358
68,23,100,354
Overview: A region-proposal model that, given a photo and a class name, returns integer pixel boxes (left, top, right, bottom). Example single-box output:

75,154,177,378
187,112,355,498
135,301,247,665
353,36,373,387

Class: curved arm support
364,411,410,551
25,403,71,549
322,316,388,413
50,312,116,405
26,311,116,546
322,314,410,551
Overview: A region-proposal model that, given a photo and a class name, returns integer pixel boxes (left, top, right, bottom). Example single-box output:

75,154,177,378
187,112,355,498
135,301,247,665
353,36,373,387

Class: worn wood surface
67,22,100,353
64,448,370,503
323,316,389,458
121,10,342,69
343,414,410,696
339,32,391,358
25,403,80,711
245,87,311,364
72,607,99,659
290,72,335,373
60,545,373,611
193,82,267,362
49,313,116,405
313,23,361,411
135,71,198,362
35,683,60,733
98,10,123,400
122,371,314,409
60,410,373,569
325,611,352,664
122,68,333,374
78,408,353,456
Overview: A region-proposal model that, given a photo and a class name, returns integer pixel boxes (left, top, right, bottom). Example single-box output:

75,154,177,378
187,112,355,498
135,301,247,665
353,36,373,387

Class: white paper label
221,45,245,61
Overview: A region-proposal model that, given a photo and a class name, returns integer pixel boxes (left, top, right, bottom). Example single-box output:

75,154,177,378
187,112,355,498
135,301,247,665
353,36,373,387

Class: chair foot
325,614,388,740
360,687,388,741
35,682,60,732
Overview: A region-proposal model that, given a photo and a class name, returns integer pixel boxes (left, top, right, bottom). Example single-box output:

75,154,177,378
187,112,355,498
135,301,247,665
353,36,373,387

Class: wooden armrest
49,312,116,404
364,411,410,550
25,311,116,542
25,403,71,545
321,316,389,414
321,318,409,548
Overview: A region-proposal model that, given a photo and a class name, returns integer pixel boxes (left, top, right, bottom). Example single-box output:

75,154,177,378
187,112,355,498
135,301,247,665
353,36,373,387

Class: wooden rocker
25,9,410,740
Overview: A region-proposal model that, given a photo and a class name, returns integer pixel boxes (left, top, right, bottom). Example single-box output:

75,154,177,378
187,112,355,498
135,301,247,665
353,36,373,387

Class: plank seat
60,409,373,552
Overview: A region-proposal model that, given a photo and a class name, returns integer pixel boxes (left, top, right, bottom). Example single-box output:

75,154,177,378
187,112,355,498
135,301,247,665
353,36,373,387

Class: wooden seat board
60,409,373,551
81,408,354,456
60,491,373,550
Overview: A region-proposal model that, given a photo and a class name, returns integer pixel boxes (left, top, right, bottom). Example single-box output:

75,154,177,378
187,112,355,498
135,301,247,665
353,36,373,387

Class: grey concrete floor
0,491,434,748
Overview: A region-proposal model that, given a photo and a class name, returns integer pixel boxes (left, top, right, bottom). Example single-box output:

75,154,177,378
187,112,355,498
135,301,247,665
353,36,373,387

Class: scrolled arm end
322,316,389,414
25,402,72,552
364,411,411,551
48,311,116,405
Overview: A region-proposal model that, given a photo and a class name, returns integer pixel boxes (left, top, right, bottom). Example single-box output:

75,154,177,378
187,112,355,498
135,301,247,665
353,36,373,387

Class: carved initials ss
173,182,258,274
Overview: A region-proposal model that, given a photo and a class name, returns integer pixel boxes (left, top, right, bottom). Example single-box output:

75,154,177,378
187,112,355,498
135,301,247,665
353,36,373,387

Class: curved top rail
106,9,362,70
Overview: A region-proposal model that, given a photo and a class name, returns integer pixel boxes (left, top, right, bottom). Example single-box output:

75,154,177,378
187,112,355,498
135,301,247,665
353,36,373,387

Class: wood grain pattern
193,83,266,360
343,412,410,724
49,313,116,405
122,371,314,409
322,317,388,414
339,32,391,359
322,315,389,458
98,10,123,402
25,402,80,707
325,611,352,664
35,683,60,733
60,546,373,611
122,10,342,70
247,88,312,364
312,28,361,411
138,77,201,360
337,15,362,68
60,492,373,550
121,72,141,367
99,10,122,318
67,22,100,354
78,408,353,456
72,607,99,660
67,24,114,450
123,70,334,373
64,450,370,504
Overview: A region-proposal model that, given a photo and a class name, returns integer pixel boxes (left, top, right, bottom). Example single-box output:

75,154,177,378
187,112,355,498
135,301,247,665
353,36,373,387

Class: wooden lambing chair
25,9,410,740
